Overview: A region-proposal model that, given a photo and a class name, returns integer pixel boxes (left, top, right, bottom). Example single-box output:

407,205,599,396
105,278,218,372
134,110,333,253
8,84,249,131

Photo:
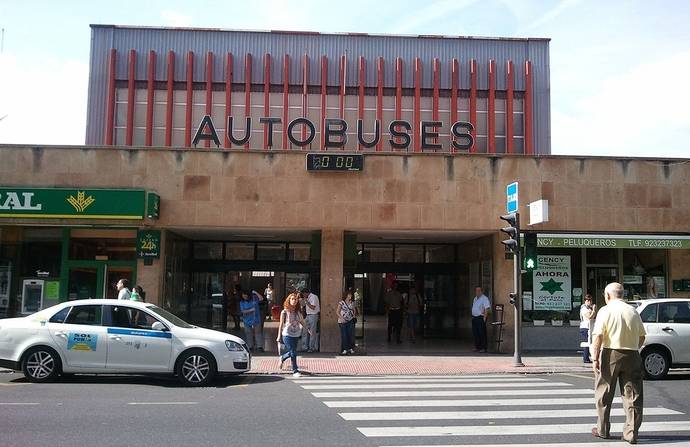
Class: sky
0,0,689,158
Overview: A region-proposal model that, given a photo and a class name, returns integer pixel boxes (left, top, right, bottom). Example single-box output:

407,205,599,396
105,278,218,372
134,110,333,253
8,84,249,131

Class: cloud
160,10,193,27
0,53,88,145
552,50,690,158
388,0,479,34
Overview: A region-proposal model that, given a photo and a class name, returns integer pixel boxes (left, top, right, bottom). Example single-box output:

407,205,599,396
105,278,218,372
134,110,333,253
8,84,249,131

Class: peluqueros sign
0,188,147,219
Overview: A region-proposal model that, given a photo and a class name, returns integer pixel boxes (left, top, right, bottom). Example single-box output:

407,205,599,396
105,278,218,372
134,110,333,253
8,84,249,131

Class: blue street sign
506,182,518,213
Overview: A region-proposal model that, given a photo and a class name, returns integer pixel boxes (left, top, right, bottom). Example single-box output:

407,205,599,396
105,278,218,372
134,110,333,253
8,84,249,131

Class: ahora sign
193,115,475,151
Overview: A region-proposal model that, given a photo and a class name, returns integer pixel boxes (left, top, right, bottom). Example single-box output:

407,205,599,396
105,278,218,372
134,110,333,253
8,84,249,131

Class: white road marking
324,397,619,408
0,402,40,405
302,381,572,390
293,377,547,384
358,420,690,437
381,443,690,447
312,388,592,398
291,374,530,380
127,402,198,405
340,407,680,420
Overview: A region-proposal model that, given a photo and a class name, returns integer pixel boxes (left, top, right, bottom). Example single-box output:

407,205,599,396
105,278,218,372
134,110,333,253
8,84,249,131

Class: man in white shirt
301,288,320,352
116,278,131,300
471,287,491,353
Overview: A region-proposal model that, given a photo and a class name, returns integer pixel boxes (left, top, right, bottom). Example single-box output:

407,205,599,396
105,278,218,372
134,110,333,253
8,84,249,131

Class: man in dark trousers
471,287,490,353
384,284,403,344
590,282,646,444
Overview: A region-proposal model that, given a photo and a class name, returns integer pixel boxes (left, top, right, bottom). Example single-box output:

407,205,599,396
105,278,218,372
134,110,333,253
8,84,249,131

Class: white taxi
0,299,250,386
636,298,690,379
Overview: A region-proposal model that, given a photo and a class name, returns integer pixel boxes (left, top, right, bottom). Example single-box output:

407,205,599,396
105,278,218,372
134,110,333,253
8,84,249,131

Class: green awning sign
538,234,690,250
0,188,146,219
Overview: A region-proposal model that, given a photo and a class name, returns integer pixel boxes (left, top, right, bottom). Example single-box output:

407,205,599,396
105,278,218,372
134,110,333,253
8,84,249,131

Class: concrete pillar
319,228,344,352
492,231,516,352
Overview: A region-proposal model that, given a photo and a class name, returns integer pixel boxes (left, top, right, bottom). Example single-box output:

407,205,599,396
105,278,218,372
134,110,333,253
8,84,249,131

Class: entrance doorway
586,266,618,307
66,262,135,300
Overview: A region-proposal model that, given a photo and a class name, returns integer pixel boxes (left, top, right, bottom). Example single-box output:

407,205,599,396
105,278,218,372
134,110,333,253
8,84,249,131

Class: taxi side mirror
151,321,167,331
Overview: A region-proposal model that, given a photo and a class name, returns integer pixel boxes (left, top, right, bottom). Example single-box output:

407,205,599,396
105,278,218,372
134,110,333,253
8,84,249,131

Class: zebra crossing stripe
358,420,690,437
380,443,688,447
312,388,592,398
324,397,620,408
292,374,516,380
294,377,547,385
340,407,680,421
302,381,573,390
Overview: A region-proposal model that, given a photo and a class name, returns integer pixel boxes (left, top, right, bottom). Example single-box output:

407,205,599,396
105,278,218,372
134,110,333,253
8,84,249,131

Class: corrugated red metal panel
414,57,421,152
432,58,440,146
145,50,155,147
225,53,233,148
302,54,309,144
525,60,533,155
488,59,495,153
282,54,289,149
126,49,136,146
264,53,271,149
185,51,194,147
450,58,458,153
376,56,384,152
165,50,174,147
469,59,477,154
395,57,402,120
205,51,214,148
506,60,514,154
358,55,365,151
245,53,252,150
321,55,328,150
339,55,346,119
105,48,117,145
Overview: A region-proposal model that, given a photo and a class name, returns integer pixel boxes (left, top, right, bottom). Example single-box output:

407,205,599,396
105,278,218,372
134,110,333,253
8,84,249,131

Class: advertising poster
67,333,98,351
533,255,572,310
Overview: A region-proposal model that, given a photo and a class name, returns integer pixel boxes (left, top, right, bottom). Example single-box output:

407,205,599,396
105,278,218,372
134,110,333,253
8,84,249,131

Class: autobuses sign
192,115,475,151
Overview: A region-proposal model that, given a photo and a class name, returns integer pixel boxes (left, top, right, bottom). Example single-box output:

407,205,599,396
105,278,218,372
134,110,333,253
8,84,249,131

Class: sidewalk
250,352,594,376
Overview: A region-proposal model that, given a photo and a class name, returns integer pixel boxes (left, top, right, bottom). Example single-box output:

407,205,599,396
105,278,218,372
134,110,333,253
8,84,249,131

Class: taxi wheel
177,349,216,387
22,346,61,383
642,348,670,380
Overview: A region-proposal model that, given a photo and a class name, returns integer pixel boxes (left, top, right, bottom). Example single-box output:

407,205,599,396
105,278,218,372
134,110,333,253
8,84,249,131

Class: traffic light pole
512,214,524,367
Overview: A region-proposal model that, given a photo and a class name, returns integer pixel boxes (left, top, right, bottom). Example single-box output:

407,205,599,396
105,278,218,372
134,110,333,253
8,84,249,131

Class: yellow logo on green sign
67,191,95,213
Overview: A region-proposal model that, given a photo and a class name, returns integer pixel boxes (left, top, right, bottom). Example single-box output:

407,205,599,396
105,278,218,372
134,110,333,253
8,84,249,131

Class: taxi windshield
146,305,195,328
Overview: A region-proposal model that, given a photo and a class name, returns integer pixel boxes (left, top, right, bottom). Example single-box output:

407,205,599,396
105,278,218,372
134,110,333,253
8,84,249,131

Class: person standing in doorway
384,284,403,344
590,282,646,444
264,283,274,320
580,294,597,363
405,285,422,343
337,291,357,355
471,287,490,353
301,288,320,352
240,290,264,352
116,279,131,300
276,292,310,377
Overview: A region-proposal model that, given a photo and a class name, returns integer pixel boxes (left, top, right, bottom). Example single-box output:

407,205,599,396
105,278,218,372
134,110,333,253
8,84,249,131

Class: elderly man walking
590,282,646,444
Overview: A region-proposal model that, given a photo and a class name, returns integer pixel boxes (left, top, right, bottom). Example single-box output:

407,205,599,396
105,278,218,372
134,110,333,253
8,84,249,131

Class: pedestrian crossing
292,374,690,446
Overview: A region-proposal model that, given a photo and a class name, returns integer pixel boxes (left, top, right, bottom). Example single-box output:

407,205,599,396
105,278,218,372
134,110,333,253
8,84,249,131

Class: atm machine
21,279,44,315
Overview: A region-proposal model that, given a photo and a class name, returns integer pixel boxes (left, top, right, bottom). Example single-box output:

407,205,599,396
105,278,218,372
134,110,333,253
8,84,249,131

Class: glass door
104,265,135,299
65,262,135,300
586,266,618,308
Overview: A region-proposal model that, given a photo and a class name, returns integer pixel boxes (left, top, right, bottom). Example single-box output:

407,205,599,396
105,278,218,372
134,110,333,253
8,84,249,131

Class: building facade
1,26,688,353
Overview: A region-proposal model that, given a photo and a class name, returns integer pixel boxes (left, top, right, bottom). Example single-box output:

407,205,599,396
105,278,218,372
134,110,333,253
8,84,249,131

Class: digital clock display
306,154,364,172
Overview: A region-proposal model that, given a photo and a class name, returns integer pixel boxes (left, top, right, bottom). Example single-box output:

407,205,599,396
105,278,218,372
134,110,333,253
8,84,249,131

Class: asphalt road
1,370,690,447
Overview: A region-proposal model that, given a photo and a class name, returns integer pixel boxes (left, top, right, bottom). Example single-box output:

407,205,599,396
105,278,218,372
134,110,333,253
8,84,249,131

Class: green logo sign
0,188,146,219
137,230,161,258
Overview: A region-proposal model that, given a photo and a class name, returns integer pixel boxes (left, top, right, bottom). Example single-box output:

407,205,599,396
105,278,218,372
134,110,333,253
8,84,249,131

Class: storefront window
395,245,424,263
623,249,666,299
523,247,583,324
586,248,617,265
360,244,393,262
69,229,136,261
193,242,223,260
425,245,455,263
288,243,310,261
226,242,255,260
257,243,287,261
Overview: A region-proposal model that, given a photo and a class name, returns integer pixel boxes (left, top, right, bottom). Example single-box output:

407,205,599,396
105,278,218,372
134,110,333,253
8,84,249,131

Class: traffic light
509,292,517,306
524,232,538,271
499,213,520,254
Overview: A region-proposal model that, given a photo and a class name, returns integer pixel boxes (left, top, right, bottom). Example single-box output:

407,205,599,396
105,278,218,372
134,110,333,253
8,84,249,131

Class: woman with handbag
276,292,310,377
337,291,357,355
